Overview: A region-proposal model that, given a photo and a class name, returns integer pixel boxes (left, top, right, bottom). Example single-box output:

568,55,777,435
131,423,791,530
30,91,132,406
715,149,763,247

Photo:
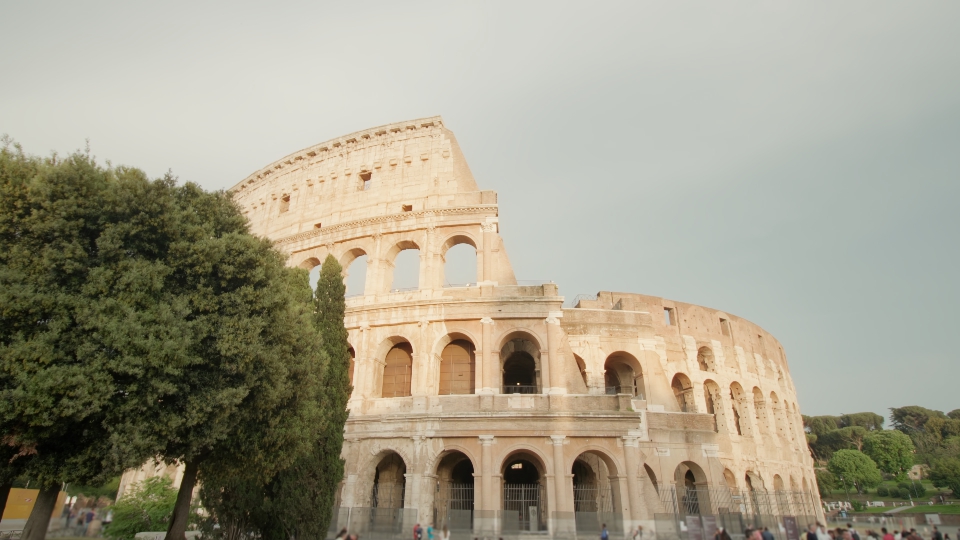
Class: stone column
481,223,497,284
622,436,645,523
478,435,496,535
550,435,574,534
545,313,564,394
480,318,497,394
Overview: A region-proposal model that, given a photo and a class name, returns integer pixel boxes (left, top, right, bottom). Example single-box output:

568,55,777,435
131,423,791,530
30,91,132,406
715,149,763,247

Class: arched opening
703,380,723,432
753,386,770,436
671,373,695,412
729,382,750,436
347,346,356,386
434,451,475,530
502,451,547,532
300,257,322,291
722,469,737,489
439,340,475,395
442,237,478,287
501,336,540,394
381,342,413,398
744,470,768,515
574,354,588,390
674,462,709,516
603,353,645,398
391,243,421,292
644,464,659,494
371,452,407,510
773,474,789,514
697,347,715,372
343,250,368,297
770,391,785,439
572,451,620,533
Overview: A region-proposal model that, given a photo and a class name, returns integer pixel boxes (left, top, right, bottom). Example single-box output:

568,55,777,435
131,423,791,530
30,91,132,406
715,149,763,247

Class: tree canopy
863,429,914,479
827,449,881,494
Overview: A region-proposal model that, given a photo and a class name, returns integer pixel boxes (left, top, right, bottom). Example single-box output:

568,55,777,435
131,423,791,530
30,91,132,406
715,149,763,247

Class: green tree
863,430,914,479
890,406,944,433
929,457,960,497
815,468,837,496
199,255,352,540
105,477,179,540
827,449,882,494
0,143,152,540
841,412,884,431
804,415,841,437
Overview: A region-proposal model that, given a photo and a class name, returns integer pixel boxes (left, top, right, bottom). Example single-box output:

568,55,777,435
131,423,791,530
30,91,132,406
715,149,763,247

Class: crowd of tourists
802,523,951,540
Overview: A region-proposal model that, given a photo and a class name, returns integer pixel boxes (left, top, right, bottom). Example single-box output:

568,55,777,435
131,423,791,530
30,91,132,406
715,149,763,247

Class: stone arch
571,449,623,515
434,449,476,529
603,352,645,397
499,331,542,394
697,346,716,372
501,447,549,532
703,379,724,432
752,386,771,436
769,391,786,439
675,461,710,515
729,382,751,437
744,470,765,491
374,336,414,398
298,256,321,270
574,354,588,390
671,373,696,412
440,233,479,287
340,247,369,296
644,464,659,494
385,240,421,292
438,336,476,395
359,450,410,509
722,468,738,489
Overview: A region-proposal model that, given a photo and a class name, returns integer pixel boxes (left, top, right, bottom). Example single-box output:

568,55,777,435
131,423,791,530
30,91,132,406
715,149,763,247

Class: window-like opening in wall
314,223,322,229
308,264,322,291
664,307,675,326
382,343,413,398
359,171,372,191
443,243,477,287
279,194,290,213
391,248,420,291
439,340,475,395
345,254,368,296
402,204,413,212
720,318,731,336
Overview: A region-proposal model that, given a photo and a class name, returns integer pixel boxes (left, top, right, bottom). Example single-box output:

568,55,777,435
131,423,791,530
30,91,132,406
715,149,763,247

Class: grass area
896,505,960,515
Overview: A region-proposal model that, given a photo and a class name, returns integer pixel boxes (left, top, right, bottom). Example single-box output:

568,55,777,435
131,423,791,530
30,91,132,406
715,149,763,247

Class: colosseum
228,116,822,539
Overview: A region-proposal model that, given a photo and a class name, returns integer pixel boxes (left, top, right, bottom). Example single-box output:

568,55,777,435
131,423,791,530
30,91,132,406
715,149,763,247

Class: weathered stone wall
229,117,822,534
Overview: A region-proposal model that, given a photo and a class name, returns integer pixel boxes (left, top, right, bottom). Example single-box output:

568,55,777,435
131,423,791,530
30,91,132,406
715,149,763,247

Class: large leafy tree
0,143,154,540
863,430,914,479
929,457,960,497
200,254,352,540
827,449,882,494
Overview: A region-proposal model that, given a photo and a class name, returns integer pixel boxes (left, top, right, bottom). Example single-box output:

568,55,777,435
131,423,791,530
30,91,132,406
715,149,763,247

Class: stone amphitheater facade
230,117,822,537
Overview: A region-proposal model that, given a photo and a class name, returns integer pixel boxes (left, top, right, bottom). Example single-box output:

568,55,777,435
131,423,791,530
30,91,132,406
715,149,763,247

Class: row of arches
671,373,805,446
357,330,652,399
304,236,480,296
358,446,816,528
696,345,788,388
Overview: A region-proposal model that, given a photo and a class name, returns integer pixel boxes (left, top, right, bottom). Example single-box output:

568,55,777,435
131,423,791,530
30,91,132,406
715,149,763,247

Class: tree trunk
0,482,12,520
21,484,60,540
165,461,199,540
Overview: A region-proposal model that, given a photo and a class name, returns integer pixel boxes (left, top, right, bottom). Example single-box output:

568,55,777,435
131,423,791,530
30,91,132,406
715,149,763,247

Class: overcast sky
3,2,958,420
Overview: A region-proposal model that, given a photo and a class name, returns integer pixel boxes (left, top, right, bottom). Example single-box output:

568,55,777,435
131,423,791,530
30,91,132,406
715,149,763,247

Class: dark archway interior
503,352,536,388
684,470,696,489
503,458,539,484
451,459,474,484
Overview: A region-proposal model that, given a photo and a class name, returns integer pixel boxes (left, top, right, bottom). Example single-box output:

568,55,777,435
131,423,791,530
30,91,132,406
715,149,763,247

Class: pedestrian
849,524,861,540
808,524,819,540
414,523,423,540
428,523,435,540
762,527,775,540
440,525,450,540
720,528,732,540
103,510,113,530
335,528,348,540
632,525,644,540
932,527,943,540
818,524,832,540
601,523,609,540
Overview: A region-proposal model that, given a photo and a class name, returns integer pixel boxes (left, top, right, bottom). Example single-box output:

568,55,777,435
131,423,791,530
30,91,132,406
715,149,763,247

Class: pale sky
2,2,958,420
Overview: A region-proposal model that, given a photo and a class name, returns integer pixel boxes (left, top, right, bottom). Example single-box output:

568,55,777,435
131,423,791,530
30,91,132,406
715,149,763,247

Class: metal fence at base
326,507,419,540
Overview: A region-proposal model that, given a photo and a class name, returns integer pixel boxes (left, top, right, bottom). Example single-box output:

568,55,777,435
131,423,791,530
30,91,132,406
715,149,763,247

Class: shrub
899,487,912,499
104,477,178,540
851,500,865,511
876,485,889,497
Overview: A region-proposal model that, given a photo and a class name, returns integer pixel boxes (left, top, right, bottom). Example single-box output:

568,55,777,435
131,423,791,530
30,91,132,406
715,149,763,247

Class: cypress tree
314,254,352,527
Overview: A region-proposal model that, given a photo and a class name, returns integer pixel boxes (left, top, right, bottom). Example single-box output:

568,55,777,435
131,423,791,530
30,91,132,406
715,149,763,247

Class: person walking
440,525,450,540
631,525,644,540
414,523,423,540
601,523,610,540
762,527,775,540
932,527,943,540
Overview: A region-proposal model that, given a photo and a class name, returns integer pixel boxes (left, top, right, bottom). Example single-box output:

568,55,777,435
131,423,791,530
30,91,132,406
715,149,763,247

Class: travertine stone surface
225,117,821,534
